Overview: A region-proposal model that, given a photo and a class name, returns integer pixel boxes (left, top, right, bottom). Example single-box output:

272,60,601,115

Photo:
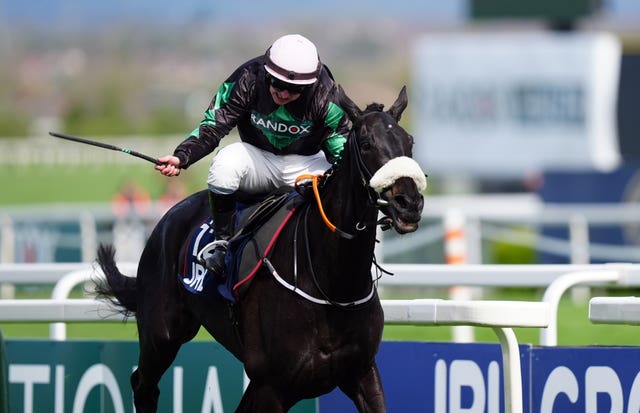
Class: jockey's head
264,34,321,105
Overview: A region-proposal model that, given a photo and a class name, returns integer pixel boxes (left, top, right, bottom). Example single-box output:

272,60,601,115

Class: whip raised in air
48,131,161,165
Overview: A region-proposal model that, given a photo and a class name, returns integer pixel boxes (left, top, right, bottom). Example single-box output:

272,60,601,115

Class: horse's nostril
393,194,409,209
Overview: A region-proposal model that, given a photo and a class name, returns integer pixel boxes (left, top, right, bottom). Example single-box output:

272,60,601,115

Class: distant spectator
111,179,152,219
157,179,188,215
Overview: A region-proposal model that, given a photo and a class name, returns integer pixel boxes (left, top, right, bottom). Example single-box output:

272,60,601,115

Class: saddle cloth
178,191,301,302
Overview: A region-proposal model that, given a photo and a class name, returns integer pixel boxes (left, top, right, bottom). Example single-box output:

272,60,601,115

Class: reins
277,128,393,308
294,173,359,239
293,127,391,239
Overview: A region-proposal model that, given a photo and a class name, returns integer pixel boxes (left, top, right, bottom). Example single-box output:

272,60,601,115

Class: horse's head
338,86,426,234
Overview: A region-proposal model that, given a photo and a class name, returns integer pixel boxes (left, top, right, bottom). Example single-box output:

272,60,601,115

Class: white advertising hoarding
411,32,622,178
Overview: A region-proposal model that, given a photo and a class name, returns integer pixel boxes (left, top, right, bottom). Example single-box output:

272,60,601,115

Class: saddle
178,190,303,302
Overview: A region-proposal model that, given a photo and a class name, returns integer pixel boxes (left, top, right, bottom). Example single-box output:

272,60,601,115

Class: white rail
382,195,640,263
0,299,120,322
385,299,549,413
4,262,638,287
384,263,640,346
589,296,640,325
384,262,640,348
0,262,137,284
380,263,640,287
539,270,621,346
3,263,640,345
5,194,640,264
0,297,549,413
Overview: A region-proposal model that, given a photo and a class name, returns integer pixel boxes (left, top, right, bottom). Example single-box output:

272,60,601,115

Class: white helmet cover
265,34,321,85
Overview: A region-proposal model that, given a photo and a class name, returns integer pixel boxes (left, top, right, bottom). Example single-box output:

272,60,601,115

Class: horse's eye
408,135,415,145
361,140,372,150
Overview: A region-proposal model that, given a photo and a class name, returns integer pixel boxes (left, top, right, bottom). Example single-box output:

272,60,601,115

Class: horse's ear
387,86,408,122
338,85,362,121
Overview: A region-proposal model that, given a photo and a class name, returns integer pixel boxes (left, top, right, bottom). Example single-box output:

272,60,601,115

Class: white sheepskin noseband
369,156,427,192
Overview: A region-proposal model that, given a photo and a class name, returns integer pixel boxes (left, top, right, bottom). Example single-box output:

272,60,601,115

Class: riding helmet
264,34,321,85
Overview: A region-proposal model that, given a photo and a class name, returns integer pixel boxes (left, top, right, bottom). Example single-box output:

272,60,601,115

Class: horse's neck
319,159,378,266
327,155,373,220
293,159,379,302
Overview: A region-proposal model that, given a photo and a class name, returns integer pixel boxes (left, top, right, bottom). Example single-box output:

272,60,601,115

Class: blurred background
1,0,640,265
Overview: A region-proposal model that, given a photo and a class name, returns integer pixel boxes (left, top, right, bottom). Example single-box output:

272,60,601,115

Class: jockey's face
267,75,308,105
269,86,301,105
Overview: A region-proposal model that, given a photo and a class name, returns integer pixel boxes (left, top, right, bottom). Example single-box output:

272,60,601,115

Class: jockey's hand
155,155,182,176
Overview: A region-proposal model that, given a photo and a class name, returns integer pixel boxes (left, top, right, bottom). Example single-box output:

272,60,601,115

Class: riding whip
48,131,162,165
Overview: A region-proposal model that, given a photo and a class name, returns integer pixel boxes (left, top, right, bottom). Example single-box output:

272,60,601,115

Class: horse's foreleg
235,381,291,413
339,363,387,413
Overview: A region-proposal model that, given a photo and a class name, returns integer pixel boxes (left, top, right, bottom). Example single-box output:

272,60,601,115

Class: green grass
4,165,159,205
2,162,211,206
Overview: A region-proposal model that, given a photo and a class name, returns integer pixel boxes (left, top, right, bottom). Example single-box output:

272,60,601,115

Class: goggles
268,75,308,95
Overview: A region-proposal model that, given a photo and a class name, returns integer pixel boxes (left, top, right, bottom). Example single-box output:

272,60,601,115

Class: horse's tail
94,244,138,317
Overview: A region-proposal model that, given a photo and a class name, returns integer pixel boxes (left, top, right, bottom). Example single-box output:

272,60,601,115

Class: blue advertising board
5,339,640,412
320,342,640,413
530,346,640,413
320,341,531,413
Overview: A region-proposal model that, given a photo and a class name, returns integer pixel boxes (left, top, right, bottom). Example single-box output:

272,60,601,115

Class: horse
95,85,426,412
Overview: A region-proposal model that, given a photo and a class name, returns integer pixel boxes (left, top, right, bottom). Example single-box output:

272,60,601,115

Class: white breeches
207,142,332,195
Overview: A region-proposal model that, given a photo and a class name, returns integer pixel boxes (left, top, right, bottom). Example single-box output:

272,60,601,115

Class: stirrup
196,240,229,264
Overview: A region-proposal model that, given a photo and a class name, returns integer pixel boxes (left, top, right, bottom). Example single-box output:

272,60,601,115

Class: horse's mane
336,101,387,170
364,102,384,113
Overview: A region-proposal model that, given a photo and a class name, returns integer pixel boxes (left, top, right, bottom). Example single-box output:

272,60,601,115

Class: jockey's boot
204,191,236,279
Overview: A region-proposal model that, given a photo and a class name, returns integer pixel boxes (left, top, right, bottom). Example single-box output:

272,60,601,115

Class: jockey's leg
201,142,331,278
203,191,236,279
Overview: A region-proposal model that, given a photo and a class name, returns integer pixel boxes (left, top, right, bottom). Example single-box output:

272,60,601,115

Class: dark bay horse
95,86,426,412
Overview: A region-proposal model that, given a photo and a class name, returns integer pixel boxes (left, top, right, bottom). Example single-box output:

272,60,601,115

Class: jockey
156,34,350,279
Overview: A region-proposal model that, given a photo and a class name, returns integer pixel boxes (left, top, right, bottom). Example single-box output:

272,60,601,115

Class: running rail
384,299,550,413
4,263,634,345
2,263,637,345
0,298,550,413
0,262,137,284
589,296,640,326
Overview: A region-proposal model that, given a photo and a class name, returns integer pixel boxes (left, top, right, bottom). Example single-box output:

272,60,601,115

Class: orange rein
294,174,337,233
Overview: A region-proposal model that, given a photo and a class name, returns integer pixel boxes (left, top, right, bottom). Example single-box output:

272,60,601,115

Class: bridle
294,119,395,240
